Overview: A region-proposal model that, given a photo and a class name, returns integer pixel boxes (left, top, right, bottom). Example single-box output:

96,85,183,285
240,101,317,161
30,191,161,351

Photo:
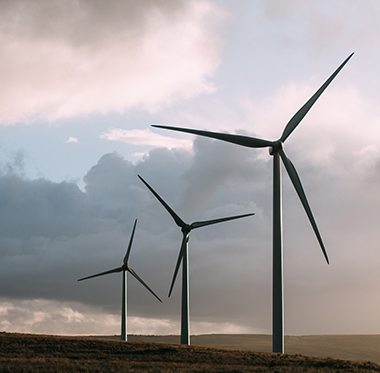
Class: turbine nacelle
181,224,191,235
269,141,283,156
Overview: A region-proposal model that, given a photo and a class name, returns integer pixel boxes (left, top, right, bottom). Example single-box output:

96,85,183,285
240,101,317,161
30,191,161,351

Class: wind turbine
78,219,162,341
151,53,354,353
138,174,254,345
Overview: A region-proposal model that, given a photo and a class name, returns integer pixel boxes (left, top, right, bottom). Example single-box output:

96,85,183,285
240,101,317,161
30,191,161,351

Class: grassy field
1,332,380,372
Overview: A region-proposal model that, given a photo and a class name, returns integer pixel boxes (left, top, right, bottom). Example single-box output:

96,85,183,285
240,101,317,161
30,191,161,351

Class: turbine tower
151,53,354,353
78,219,162,341
138,174,254,345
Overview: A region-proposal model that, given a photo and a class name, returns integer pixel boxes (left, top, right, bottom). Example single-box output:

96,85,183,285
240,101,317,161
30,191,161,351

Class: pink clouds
100,128,192,149
0,0,228,125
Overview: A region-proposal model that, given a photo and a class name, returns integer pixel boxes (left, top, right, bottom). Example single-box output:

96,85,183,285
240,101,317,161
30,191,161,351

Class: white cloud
0,299,120,335
0,298,259,336
66,137,79,143
0,0,229,125
100,128,192,149
132,152,147,159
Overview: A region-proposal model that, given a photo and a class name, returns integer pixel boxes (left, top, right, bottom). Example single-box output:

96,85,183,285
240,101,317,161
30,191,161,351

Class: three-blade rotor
152,53,354,264
78,218,162,303
138,175,254,296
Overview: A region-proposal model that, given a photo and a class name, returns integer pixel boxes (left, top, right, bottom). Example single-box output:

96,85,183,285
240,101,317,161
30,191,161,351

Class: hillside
1,332,380,372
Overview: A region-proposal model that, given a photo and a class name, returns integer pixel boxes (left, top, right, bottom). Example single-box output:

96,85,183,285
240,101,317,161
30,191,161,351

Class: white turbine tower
78,219,162,341
138,174,254,345
151,53,354,353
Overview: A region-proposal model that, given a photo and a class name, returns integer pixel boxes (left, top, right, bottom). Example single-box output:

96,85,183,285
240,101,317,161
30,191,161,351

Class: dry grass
1,332,380,372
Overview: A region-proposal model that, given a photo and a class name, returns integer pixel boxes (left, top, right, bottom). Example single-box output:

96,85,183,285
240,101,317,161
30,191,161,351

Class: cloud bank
0,0,228,124
1,133,380,335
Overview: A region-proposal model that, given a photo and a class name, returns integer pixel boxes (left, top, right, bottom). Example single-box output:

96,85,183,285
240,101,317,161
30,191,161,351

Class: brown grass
1,332,380,372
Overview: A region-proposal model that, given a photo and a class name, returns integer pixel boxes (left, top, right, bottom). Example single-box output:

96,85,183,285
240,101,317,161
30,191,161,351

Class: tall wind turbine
138,174,254,345
78,219,162,341
151,53,354,353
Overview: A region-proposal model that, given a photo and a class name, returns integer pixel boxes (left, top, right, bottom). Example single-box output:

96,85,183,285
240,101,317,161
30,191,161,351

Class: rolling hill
1,332,380,372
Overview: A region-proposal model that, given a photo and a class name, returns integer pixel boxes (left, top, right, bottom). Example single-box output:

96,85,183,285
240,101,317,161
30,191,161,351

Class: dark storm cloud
1,137,380,335
0,142,261,322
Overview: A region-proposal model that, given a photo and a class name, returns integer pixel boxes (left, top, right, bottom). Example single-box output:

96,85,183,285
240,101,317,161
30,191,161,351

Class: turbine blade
280,53,354,143
127,267,162,303
152,125,274,148
279,149,329,264
77,266,123,281
168,234,188,298
124,219,138,265
138,175,186,228
191,213,255,230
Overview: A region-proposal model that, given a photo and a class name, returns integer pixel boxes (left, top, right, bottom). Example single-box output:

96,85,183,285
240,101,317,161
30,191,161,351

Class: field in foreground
1,333,380,373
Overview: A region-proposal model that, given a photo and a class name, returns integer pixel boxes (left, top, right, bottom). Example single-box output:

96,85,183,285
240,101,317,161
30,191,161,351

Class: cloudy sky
1,0,380,337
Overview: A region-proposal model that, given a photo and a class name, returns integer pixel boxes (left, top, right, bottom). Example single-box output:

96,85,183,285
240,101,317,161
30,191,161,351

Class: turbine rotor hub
181,224,191,234
269,141,283,156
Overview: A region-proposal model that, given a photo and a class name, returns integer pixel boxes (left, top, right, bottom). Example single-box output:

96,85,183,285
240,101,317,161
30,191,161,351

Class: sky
1,0,380,337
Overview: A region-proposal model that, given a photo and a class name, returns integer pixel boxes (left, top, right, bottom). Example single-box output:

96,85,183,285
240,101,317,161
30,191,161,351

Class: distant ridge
2,332,379,372
92,333,380,364
127,334,380,364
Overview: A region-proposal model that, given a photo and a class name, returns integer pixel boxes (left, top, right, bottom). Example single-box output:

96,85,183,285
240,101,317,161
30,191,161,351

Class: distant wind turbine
78,219,162,341
138,174,254,345
151,53,354,353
